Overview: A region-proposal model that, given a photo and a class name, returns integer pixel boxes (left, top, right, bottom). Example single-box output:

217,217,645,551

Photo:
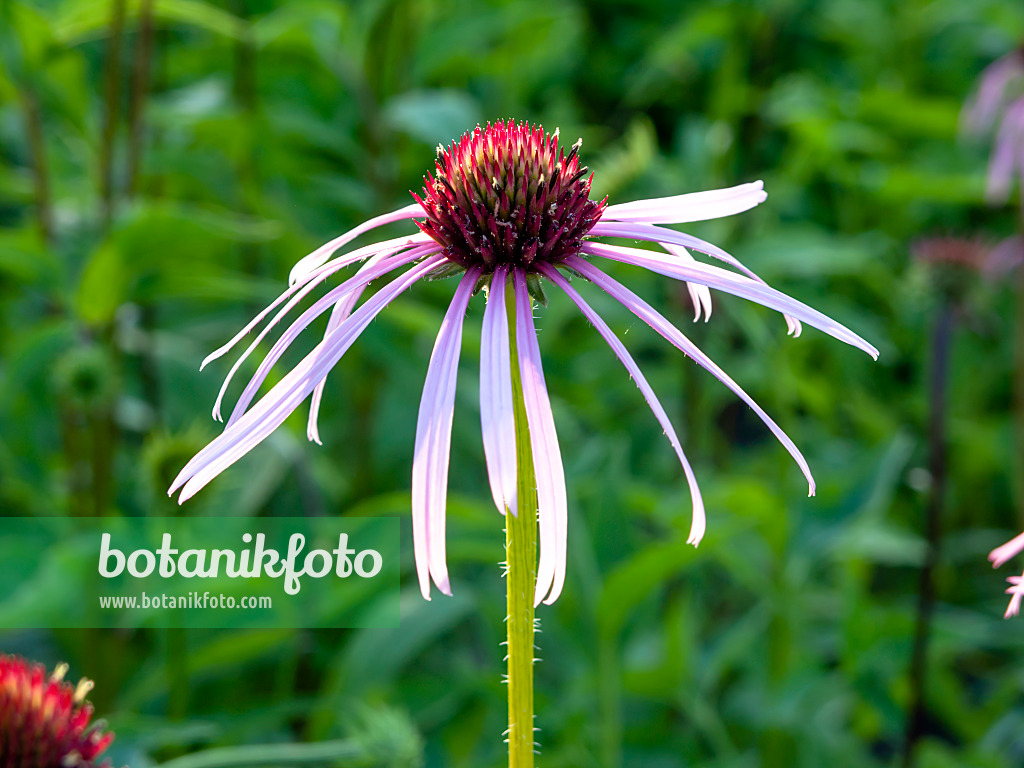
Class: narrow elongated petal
480,265,517,515
581,241,878,358
566,256,816,496
990,530,1024,568
225,246,436,425
412,267,482,599
288,204,424,285
539,264,706,545
963,54,1023,135
987,101,1024,202
169,256,444,501
513,269,567,605
307,251,394,444
661,244,713,322
601,181,765,224
202,233,432,373
607,226,803,335
591,220,803,336
592,220,771,283
1005,574,1024,618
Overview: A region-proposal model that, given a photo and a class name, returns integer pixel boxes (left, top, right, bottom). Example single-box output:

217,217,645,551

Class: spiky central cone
0,656,113,768
413,121,606,272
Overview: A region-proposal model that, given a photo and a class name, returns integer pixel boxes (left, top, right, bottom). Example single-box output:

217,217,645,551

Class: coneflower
0,655,114,768
169,119,877,603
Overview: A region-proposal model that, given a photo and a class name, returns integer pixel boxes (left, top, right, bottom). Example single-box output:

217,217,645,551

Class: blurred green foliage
1,0,1023,766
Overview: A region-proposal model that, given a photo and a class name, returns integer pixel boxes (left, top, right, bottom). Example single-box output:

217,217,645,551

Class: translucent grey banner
0,517,399,628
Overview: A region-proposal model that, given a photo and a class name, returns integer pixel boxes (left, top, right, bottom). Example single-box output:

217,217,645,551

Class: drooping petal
169,256,445,501
987,101,1024,203
990,530,1024,568
581,242,878,358
539,264,706,545
480,265,517,515
963,53,1024,136
513,269,567,606
1004,573,1024,618
225,246,437,426
592,220,804,335
202,233,432,373
600,180,766,224
307,251,394,444
411,267,482,599
661,244,713,322
288,203,424,285
566,256,816,496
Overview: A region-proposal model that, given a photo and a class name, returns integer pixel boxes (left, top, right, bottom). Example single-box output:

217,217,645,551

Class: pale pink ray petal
601,181,766,224
661,244,713,322
566,256,816,496
592,220,803,335
1004,574,1024,618
288,203,424,285
581,241,877,358
307,251,393,444
513,269,567,606
986,102,1024,203
963,53,1024,136
480,265,518,515
202,233,432,374
169,256,444,501
990,530,1024,568
661,240,800,335
212,244,426,422
225,246,437,426
539,264,706,545
411,267,482,599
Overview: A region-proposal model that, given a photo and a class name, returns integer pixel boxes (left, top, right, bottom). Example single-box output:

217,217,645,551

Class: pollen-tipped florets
412,120,606,272
0,655,115,768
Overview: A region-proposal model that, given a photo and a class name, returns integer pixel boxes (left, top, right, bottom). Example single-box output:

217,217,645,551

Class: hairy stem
506,289,537,768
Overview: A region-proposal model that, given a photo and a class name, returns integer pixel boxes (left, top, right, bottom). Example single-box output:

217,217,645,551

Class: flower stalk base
506,291,537,768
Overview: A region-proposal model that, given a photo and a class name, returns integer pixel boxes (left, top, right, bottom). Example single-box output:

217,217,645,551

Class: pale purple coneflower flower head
963,47,1024,205
168,120,878,606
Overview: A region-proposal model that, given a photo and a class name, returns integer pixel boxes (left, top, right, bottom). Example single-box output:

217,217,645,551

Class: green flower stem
506,290,537,768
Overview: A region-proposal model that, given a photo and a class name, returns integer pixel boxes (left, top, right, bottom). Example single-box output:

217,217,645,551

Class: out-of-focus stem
19,88,53,244
903,300,954,767
166,627,189,722
597,638,622,768
126,0,154,197
123,0,164,418
506,289,537,768
99,0,126,228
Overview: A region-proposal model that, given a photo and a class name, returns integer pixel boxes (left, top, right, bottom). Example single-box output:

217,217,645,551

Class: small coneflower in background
0,654,114,768
912,236,994,301
169,120,877,604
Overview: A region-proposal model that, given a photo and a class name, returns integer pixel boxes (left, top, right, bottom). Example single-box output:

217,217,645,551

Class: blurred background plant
0,0,1022,766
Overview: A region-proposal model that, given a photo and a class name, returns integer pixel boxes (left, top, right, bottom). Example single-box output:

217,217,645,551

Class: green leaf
382,90,481,147
53,0,246,43
76,239,127,325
